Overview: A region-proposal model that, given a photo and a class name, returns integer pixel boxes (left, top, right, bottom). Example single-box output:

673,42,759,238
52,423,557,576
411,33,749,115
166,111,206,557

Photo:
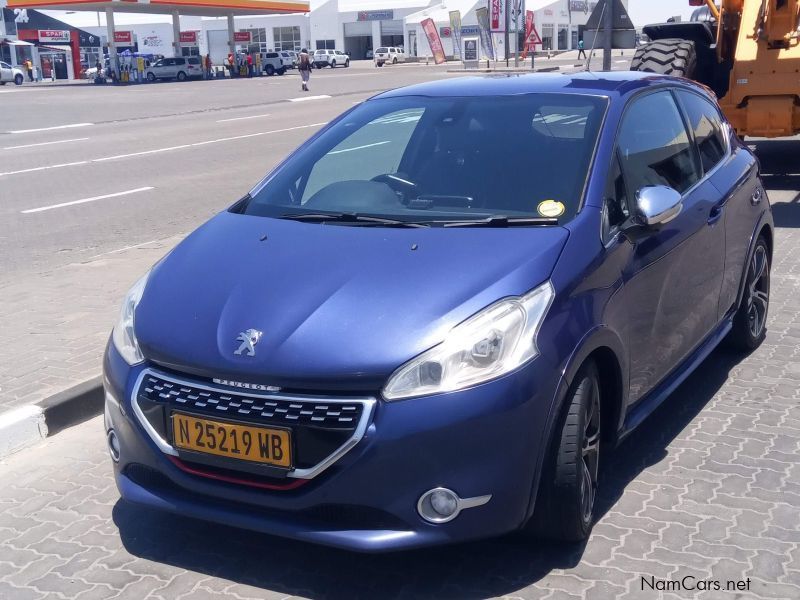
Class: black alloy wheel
727,236,770,351
529,361,601,542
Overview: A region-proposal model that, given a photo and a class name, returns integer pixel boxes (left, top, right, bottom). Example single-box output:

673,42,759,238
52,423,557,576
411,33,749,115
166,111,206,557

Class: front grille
124,463,408,531
140,374,364,429
134,369,374,476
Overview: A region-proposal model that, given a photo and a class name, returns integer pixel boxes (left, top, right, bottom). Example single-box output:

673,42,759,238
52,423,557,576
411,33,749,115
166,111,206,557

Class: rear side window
617,90,700,195
187,57,200,64
175,58,186,65
676,90,728,173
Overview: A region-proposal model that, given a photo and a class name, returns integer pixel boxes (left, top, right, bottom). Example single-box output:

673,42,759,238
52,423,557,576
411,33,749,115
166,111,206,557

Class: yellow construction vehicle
631,0,800,137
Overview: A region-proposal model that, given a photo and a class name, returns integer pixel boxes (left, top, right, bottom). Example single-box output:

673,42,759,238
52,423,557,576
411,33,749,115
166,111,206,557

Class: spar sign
490,0,504,32
421,18,446,65
38,30,70,43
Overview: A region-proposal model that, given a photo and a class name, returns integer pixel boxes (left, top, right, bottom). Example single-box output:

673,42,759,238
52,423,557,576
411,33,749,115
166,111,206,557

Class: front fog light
417,488,461,523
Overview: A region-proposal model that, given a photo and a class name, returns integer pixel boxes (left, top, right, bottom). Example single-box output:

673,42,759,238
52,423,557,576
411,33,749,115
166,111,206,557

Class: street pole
513,0,519,67
504,0,510,66
602,0,612,71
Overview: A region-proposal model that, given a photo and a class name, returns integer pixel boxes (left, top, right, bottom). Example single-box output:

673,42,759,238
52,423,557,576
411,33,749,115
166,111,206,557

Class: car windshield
243,93,607,225
376,47,388,53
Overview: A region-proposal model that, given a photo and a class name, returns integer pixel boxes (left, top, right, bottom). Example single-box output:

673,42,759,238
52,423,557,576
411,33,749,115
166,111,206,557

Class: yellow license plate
171,412,292,468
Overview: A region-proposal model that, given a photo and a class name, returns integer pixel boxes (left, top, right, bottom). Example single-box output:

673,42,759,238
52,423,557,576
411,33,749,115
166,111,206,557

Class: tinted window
617,91,700,194
1,62,10,68
266,53,279,58
604,153,629,232
376,47,388,53
175,58,186,65
187,57,200,64
677,90,728,173
244,94,607,224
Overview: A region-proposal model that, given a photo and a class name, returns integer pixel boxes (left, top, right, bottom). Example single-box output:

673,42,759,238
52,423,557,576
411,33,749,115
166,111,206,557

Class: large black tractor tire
630,38,697,79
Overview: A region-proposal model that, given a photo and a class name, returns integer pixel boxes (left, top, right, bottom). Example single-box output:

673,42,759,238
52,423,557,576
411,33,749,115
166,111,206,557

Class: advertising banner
179,31,197,43
520,10,542,59
421,18,446,65
449,10,463,61
234,31,251,42
113,31,133,44
38,29,70,43
489,0,504,32
475,6,495,60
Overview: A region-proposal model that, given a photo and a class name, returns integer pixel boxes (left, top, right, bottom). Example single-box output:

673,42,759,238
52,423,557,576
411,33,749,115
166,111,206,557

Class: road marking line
88,239,162,259
93,144,194,162
0,123,327,177
22,187,154,214
329,140,390,154
288,95,331,102
1,161,89,176
217,113,271,123
8,122,93,134
2,137,89,151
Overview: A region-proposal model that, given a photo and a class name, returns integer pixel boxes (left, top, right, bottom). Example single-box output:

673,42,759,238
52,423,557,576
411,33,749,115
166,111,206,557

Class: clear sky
44,0,699,29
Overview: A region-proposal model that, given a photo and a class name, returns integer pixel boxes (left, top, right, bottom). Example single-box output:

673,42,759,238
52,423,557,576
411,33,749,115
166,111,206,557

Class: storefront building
13,10,98,78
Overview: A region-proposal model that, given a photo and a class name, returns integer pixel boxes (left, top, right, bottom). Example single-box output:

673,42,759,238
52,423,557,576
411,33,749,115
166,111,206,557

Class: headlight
383,281,554,400
111,271,150,365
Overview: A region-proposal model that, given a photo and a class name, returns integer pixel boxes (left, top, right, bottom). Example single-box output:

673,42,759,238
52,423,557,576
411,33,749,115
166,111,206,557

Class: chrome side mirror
635,185,683,226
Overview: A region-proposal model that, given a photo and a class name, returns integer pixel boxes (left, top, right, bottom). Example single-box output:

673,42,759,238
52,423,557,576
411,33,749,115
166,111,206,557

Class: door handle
708,204,724,224
751,188,763,205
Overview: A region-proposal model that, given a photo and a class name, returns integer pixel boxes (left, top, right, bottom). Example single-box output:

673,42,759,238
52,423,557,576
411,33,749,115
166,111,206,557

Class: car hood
135,211,568,391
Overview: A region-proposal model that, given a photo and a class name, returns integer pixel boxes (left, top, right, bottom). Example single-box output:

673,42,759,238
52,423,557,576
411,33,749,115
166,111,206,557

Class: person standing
577,38,587,60
25,58,33,82
298,48,311,91
246,52,253,78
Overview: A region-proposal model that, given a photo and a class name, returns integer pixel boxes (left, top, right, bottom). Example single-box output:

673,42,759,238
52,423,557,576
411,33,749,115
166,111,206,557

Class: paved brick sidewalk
0,236,182,414
0,228,798,599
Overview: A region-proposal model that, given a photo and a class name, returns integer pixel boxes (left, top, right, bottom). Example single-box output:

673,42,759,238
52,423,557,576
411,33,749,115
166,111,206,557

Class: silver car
0,61,24,85
145,57,202,82
312,49,350,68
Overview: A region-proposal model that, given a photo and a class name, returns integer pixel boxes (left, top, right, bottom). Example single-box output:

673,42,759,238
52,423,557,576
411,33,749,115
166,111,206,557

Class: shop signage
179,31,197,43
464,38,478,61
421,18,446,65
569,1,589,10
439,26,451,38
461,26,480,35
449,10,463,61
114,31,133,44
38,29,70,43
234,31,251,42
490,0,504,32
475,7,495,59
357,10,393,21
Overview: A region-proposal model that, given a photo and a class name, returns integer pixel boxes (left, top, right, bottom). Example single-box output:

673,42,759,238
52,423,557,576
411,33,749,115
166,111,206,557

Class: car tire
345,59,350,67
726,236,770,351
392,57,398,64
330,60,336,68
630,38,697,78
278,67,286,75
146,72,156,82
176,71,187,81
265,65,275,76
529,361,601,542
14,73,23,85
0,81,6,86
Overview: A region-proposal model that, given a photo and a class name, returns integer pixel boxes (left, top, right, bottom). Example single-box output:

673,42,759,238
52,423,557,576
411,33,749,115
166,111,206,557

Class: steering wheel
371,173,419,204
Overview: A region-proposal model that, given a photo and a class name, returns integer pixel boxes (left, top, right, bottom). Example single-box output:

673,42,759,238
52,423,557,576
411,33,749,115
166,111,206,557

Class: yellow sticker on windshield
537,200,565,218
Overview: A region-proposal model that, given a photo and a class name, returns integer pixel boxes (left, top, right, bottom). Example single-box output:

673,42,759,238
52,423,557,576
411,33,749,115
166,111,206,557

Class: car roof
373,71,711,103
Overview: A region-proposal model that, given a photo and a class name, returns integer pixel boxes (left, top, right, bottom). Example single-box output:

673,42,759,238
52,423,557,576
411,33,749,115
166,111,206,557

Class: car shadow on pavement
113,348,746,599
749,138,800,228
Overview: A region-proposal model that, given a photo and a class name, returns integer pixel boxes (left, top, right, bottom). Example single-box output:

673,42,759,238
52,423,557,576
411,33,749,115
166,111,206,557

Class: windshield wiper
279,212,429,228
442,216,560,228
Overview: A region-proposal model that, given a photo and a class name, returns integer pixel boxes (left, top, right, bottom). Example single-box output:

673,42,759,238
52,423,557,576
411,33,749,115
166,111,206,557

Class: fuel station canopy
5,0,310,17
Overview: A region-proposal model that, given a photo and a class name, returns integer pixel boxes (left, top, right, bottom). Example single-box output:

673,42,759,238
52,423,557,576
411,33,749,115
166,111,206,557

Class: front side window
676,90,728,173
243,94,607,224
617,90,700,195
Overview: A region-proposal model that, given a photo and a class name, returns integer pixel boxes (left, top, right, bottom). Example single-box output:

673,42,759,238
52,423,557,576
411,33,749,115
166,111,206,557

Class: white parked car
374,47,406,66
313,49,349,68
280,51,298,69
0,61,24,85
262,52,288,76
146,57,202,82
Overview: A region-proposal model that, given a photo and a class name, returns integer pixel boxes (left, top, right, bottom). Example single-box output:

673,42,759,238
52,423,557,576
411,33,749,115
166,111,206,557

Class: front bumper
104,342,559,552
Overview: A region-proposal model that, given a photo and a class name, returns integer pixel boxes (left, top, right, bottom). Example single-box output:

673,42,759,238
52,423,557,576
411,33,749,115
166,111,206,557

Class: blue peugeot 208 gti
104,72,773,552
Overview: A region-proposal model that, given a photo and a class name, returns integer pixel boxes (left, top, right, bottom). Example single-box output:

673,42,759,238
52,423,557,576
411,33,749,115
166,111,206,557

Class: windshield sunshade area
242,93,608,225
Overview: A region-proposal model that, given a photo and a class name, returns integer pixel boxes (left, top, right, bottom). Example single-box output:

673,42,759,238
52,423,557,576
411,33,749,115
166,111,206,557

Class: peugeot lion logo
234,329,262,356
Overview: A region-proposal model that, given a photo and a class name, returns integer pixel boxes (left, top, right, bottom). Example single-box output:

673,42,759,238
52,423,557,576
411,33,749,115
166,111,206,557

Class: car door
612,89,726,404
674,89,761,321
0,61,12,81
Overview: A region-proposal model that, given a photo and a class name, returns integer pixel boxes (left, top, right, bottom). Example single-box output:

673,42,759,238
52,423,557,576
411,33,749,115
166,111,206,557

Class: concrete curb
0,376,103,459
